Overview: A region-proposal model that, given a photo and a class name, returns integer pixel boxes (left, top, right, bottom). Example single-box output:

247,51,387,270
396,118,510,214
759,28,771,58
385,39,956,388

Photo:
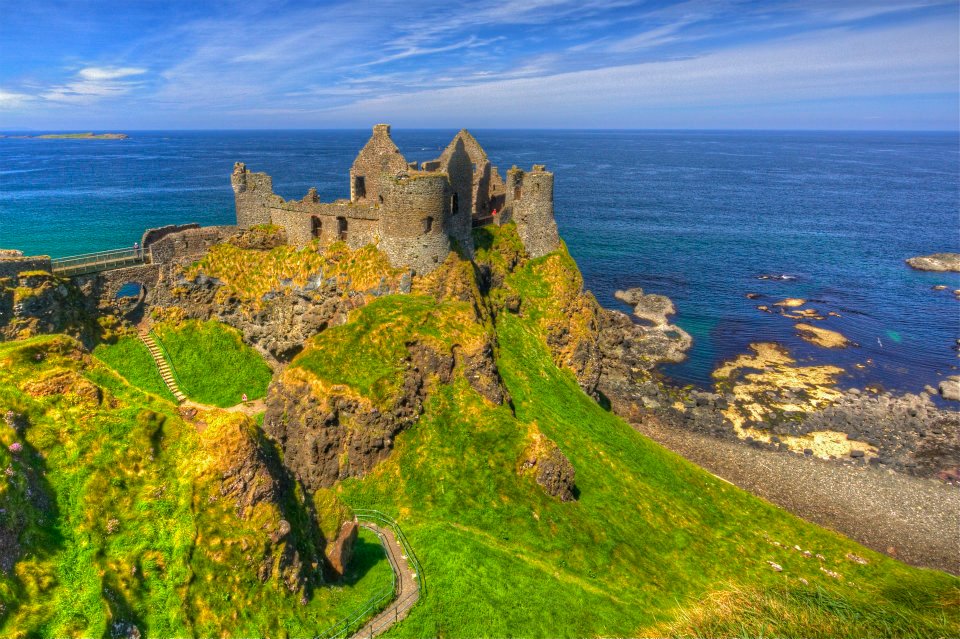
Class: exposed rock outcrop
0,271,98,343
199,414,328,594
326,519,359,579
159,271,353,362
615,287,676,326
906,253,960,272
519,427,577,502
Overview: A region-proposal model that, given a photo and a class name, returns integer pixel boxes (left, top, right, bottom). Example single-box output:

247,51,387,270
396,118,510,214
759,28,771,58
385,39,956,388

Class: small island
1,132,128,140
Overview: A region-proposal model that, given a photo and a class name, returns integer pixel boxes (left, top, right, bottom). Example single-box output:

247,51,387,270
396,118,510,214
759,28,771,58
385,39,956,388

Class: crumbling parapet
0,251,53,280
232,162,279,228
349,124,408,205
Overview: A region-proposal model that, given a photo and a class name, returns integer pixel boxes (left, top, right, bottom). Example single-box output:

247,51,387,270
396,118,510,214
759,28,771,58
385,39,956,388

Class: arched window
337,216,348,241
311,216,322,239
451,193,459,214
353,176,366,199
423,217,434,233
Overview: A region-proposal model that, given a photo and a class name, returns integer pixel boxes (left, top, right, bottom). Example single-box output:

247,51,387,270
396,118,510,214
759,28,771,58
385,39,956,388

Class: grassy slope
285,264,957,636
0,335,392,638
92,335,176,403
153,320,272,407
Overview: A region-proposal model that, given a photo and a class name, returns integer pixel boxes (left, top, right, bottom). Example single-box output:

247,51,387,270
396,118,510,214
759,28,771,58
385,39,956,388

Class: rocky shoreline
906,252,960,273
597,287,960,486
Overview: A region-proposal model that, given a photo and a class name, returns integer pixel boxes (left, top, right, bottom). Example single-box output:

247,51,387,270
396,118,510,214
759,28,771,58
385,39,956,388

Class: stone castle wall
232,163,280,228
349,124,408,204
379,174,452,273
148,226,236,264
141,223,201,249
270,201,379,249
440,139,475,256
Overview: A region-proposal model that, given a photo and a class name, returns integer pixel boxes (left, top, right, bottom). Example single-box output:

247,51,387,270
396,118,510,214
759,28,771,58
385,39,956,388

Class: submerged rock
795,323,852,349
906,253,960,273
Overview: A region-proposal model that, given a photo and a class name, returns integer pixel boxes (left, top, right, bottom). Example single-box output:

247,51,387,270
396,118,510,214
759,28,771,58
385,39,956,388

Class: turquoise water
1,130,958,393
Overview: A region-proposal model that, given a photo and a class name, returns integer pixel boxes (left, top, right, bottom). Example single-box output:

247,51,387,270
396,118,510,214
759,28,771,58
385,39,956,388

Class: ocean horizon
2,129,957,395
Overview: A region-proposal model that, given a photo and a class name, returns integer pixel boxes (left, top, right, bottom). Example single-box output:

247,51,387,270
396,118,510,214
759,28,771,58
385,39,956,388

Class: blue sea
1,130,958,394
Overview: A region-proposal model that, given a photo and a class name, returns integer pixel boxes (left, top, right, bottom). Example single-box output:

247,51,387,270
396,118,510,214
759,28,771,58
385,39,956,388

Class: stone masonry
230,124,560,273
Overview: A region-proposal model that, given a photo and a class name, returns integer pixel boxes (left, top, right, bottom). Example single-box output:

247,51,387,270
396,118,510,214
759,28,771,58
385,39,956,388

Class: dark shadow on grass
338,535,388,587
0,414,64,624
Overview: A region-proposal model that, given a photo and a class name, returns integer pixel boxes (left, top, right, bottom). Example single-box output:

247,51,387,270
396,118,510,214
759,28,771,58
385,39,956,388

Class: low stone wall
0,255,53,280
149,226,236,264
141,223,201,249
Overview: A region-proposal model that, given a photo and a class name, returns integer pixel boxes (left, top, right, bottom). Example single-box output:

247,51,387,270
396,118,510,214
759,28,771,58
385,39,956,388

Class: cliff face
0,271,99,344
0,335,356,635
263,256,510,490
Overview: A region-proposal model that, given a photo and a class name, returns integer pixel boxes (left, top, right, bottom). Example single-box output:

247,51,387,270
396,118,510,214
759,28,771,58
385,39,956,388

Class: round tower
512,165,560,258
378,172,452,274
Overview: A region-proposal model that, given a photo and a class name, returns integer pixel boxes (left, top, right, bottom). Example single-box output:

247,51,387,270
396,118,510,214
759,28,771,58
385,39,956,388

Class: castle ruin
231,124,561,273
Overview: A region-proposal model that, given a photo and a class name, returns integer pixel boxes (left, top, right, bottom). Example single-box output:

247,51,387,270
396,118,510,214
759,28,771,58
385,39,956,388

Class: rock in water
614,287,676,326
326,519,359,578
939,376,960,402
905,253,960,273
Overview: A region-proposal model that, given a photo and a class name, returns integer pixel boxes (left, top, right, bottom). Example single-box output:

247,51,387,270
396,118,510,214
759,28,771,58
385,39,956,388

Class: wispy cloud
315,18,958,128
40,66,147,104
0,0,956,128
0,89,33,109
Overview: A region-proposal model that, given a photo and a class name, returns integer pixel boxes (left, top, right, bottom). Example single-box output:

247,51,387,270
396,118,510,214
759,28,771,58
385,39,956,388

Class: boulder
905,253,960,273
939,376,960,402
535,447,578,502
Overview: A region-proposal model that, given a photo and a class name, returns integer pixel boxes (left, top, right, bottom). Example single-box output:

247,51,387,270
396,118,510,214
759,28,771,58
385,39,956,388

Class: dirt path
634,418,960,575
351,522,420,639
181,398,265,416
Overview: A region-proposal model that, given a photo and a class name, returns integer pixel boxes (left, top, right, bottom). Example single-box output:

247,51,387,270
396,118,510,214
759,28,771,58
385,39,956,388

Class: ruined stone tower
230,125,560,273
378,172,453,274
505,165,560,259
231,162,278,228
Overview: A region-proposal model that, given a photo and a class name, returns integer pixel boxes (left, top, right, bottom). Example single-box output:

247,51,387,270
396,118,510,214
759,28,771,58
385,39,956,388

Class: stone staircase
138,328,187,404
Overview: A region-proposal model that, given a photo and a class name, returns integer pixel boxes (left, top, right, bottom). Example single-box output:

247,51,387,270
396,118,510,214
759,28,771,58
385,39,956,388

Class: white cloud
41,66,147,104
0,89,33,109
316,18,958,127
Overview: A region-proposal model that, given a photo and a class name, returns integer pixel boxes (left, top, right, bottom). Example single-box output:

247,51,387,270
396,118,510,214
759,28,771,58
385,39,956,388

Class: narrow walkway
634,417,960,574
351,522,420,639
137,327,187,404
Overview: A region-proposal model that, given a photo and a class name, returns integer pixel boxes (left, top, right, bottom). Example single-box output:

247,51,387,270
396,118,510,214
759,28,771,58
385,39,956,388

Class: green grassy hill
93,321,272,408
298,291,957,638
0,336,391,637
1,226,957,638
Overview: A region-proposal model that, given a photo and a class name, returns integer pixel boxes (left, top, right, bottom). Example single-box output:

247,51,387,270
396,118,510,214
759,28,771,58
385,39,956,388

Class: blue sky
1,0,957,129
